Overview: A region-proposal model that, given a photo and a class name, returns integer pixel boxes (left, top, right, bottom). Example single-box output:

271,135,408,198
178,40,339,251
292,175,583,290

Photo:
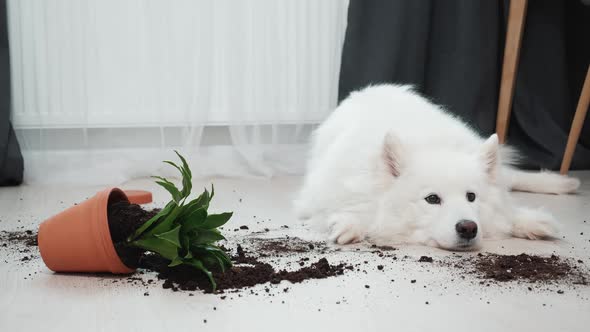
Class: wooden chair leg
496,0,528,144
560,65,590,175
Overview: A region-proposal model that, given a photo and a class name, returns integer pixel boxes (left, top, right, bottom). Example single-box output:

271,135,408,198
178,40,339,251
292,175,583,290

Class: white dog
294,84,580,250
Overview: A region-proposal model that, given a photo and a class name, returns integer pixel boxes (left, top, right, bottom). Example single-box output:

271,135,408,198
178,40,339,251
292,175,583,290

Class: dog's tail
504,168,580,194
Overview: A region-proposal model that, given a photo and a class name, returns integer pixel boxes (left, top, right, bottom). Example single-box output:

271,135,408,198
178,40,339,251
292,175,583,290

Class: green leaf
181,207,208,226
154,225,182,248
131,237,178,260
162,160,182,175
168,256,184,267
128,201,175,241
162,153,191,202
188,244,232,273
180,231,190,252
179,208,207,241
185,258,216,291
200,212,233,229
174,150,192,180
174,150,192,200
191,188,210,209
177,189,210,221
146,203,182,236
190,244,229,257
153,176,182,203
180,173,192,201
210,250,231,272
196,245,232,271
191,229,226,244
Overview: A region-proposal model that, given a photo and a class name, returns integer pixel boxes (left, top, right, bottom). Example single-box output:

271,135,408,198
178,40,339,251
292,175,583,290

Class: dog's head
377,133,500,250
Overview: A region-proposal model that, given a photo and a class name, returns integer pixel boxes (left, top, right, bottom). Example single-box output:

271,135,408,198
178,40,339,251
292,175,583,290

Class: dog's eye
425,194,441,205
467,192,476,202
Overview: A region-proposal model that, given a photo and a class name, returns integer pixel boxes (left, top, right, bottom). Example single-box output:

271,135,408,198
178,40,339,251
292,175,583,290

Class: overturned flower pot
37,152,233,290
38,188,140,274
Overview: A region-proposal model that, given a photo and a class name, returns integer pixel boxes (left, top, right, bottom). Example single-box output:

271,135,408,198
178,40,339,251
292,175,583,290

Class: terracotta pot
38,188,136,274
125,190,153,205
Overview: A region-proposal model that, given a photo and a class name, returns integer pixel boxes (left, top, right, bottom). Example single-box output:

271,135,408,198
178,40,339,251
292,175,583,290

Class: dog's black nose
455,220,478,240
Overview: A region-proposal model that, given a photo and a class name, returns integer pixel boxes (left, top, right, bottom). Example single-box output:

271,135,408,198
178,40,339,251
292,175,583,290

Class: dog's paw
552,175,580,194
541,171,580,194
327,215,367,245
511,207,560,240
329,224,365,244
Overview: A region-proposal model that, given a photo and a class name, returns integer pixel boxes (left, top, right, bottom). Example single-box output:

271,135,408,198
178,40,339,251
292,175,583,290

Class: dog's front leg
510,206,561,240
326,203,374,245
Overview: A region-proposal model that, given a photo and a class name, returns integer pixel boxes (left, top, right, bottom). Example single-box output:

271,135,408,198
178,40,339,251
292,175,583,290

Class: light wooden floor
1,174,590,332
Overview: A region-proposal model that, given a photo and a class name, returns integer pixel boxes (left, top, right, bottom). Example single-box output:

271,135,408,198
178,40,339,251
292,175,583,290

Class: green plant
126,151,232,290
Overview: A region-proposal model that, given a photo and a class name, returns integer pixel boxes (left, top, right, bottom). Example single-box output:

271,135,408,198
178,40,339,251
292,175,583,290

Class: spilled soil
2,227,589,295
0,230,39,264
0,230,38,247
467,253,588,285
139,244,351,293
250,236,328,256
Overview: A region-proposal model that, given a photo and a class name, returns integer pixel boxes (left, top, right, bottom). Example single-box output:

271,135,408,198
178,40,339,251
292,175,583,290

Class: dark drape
0,0,23,185
339,0,590,170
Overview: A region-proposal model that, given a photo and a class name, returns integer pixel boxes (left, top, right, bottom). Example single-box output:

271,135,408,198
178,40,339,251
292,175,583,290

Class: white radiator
8,0,349,129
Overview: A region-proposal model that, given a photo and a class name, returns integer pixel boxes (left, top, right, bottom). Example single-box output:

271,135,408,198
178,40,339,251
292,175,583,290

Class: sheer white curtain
8,0,349,185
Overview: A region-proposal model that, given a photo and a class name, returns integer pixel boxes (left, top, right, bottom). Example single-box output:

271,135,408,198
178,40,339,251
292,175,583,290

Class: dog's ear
481,134,499,180
382,132,403,177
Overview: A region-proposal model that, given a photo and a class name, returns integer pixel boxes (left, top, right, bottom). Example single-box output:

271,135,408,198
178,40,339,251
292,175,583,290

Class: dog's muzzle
455,220,478,240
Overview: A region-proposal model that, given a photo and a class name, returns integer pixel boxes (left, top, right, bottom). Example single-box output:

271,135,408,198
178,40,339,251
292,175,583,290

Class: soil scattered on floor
138,245,351,293
3,223,588,296
465,253,588,285
252,236,327,255
0,230,38,247
0,230,39,263
371,244,397,251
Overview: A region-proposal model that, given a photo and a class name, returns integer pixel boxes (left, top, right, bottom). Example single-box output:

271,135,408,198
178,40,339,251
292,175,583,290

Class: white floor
1,173,590,332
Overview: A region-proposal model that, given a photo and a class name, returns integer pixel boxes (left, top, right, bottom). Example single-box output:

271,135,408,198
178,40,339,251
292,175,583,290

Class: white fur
294,84,579,250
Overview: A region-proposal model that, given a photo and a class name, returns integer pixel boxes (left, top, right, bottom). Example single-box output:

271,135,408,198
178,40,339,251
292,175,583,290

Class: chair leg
560,65,590,175
496,0,528,144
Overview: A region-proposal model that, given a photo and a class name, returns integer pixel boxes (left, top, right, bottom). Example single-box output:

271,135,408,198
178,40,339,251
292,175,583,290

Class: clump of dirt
107,201,159,268
138,246,351,293
252,236,327,254
468,253,588,285
418,256,433,263
0,230,38,247
371,244,397,251
0,230,39,264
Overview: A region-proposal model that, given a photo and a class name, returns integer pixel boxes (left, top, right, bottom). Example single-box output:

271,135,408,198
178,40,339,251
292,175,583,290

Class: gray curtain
339,0,590,170
0,0,23,185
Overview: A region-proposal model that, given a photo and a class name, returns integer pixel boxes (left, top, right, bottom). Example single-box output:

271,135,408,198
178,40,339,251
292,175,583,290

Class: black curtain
0,0,23,185
339,0,590,170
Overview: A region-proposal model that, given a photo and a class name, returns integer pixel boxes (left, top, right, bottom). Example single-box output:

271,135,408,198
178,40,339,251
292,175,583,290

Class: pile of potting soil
466,253,588,285
138,244,351,293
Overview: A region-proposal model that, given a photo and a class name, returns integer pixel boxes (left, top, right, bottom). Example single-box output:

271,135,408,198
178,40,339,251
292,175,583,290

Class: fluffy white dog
294,84,580,250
